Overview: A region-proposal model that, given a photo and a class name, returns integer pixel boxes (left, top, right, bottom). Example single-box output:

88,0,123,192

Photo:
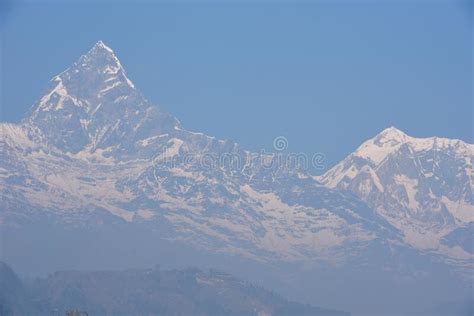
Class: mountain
318,127,473,263
1,41,397,263
24,41,180,155
1,41,472,314
0,262,347,316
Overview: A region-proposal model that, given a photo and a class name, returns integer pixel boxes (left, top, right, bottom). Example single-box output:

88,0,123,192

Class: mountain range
0,41,472,314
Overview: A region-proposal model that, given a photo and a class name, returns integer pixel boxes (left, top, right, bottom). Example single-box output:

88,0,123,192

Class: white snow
103,65,120,75
366,166,384,192
0,123,36,148
80,119,91,129
136,209,155,219
354,127,474,166
137,134,167,147
124,75,135,88
318,161,359,188
152,138,184,168
114,95,128,103
95,40,114,53
441,196,474,223
38,78,76,111
394,175,419,210
98,81,121,96
238,184,363,257
318,126,474,263
354,140,398,165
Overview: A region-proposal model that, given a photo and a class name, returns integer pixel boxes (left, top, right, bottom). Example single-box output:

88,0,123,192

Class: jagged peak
76,40,123,71
23,41,181,154
84,40,118,60
37,40,136,107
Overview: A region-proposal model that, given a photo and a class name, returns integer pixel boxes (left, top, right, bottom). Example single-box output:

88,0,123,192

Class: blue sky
0,0,472,169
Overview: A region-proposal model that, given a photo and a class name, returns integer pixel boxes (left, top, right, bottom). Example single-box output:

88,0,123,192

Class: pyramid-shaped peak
65,40,136,89
28,41,137,119
81,40,119,63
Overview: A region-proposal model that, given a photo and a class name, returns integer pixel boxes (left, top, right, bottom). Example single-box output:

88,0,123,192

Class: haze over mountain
0,41,472,314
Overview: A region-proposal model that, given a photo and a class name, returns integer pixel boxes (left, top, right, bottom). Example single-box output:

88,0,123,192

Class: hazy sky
0,0,472,170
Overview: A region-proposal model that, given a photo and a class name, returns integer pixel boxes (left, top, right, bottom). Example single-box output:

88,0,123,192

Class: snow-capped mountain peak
80,40,123,72
75,40,135,88
318,127,473,256
349,127,472,167
375,126,407,142
27,41,136,116
82,40,119,62
354,127,408,166
23,41,181,153
92,40,115,54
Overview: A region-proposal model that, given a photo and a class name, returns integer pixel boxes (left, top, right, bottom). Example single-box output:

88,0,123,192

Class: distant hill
0,262,348,316
0,262,28,315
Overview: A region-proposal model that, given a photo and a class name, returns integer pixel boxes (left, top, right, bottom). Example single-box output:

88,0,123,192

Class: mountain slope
318,127,473,260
